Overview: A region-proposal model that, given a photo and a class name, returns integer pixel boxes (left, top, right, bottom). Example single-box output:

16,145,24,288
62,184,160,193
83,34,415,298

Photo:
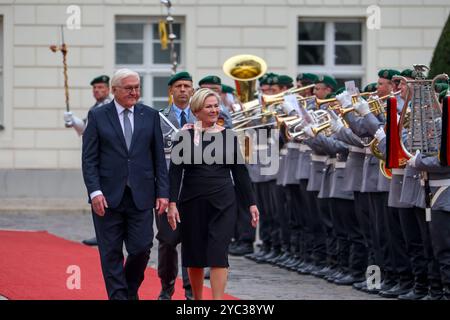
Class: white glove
303,124,314,138
374,127,386,142
64,111,74,127
336,91,352,108
407,149,420,168
354,100,370,116
64,112,86,136
329,110,344,133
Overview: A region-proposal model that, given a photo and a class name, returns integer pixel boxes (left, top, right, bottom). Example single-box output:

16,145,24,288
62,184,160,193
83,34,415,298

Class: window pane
153,43,181,64
152,100,168,110
335,78,362,91
298,21,325,41
335,22,361,41
153,23,181,40
298,45,324,65
335,45,361,65
115,43,143,64
153,76,171,97
116,23,144,40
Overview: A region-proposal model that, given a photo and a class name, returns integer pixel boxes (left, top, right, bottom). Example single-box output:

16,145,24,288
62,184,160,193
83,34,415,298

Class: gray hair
111,68,140,87
190,88,220,113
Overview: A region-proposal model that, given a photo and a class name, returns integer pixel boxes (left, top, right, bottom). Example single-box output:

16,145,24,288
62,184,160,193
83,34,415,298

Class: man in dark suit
82,68,169,300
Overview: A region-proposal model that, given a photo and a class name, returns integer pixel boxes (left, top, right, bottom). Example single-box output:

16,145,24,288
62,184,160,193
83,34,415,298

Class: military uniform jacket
295,145,312,180
160,105,196,168
335,126,365,192
304,137,327,192
247,132,277,183
414,155,450,212
282,141,302,185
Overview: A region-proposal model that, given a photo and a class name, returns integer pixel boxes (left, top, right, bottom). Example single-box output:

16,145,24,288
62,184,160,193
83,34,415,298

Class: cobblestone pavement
0,211,385,300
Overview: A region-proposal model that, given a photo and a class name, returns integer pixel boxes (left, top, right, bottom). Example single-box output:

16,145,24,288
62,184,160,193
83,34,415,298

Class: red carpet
0,230,237,300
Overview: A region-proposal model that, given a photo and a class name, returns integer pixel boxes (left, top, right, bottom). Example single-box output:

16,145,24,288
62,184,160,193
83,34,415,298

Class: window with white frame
297,20,364,90
115,17,183,110
0,16,3,130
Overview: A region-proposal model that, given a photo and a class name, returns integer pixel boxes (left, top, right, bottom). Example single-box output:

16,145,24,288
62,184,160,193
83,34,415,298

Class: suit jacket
82,101,169,211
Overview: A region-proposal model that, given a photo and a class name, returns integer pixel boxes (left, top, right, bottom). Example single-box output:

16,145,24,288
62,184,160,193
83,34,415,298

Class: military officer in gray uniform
412,150,450,300
157,71,195,300
64,75,112,247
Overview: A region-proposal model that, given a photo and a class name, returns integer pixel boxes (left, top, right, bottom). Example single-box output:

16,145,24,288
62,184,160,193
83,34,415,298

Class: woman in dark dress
167,88,259,300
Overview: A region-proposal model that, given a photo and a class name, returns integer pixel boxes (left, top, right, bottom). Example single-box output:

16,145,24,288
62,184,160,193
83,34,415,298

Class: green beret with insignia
259,73,270,85
269,74,280,85
278,75,294,87
168,71,192,86
199,75,222,86
363,82,378,93
296,73,319,84
90,75,110,86
378,69,401,80
315,75,337,90
221,84,235,94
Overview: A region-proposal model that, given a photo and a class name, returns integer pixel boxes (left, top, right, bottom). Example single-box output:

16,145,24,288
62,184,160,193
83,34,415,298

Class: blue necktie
180,110,187,127
123,109,132,150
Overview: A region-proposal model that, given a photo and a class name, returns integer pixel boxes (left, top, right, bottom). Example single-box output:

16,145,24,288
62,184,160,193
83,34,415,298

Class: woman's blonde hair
190,88,220,113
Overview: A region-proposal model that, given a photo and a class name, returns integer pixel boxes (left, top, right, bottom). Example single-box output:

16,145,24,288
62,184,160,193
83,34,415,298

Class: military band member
157,71,195,300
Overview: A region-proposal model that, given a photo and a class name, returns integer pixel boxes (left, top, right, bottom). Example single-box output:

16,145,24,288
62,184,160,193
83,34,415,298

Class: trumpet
230,83,316,118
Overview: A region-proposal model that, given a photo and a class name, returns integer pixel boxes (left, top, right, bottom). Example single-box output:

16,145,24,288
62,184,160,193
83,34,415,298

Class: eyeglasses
118,85,141,93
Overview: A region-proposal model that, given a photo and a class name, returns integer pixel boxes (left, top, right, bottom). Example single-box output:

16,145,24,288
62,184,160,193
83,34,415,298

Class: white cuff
90,190,103,200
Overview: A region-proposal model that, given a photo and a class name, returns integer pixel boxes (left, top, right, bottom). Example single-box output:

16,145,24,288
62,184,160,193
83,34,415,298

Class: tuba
223,54,267,104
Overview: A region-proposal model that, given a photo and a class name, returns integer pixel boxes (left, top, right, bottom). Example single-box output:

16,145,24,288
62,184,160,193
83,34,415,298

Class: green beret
90,75,110,86
378,69,401,80
168,71,192,86
363,82,378,93
439,89,448,103
315,75,337,90
199,75,221,86
435,83,449,93
221,84,235,94
258,73,270,85
296,73,319,84
267,73,280,85
400,69,414,79
334,87,345,95
278,75,294,86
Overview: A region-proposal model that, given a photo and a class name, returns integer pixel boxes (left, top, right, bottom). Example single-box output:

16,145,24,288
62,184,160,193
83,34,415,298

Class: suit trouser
298,180,314,260
413,207,442,292
155,214,190,291
384,205,413,284
92,186,153,300
285,184,302,253
429,210,450,287
331,198,368,276
307,192,327,266
255,180,280,249
319,197,338,268
354,192,375,266
233,189,256,245
398,207,430,290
